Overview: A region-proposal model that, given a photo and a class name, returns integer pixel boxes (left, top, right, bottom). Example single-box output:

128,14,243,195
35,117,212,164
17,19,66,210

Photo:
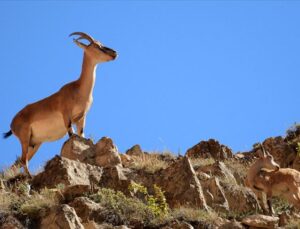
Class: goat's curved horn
69,32,95,43
260,143,269,157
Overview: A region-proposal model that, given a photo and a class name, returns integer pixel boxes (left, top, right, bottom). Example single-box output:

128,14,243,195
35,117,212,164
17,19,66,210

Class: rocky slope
1,125,300,229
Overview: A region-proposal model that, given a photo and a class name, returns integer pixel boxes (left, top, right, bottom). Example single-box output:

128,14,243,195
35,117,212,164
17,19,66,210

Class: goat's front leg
76,116,86,137
266,192,274,215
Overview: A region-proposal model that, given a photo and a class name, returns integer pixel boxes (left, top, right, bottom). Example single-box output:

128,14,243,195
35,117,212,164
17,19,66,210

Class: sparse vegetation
20,188,58,216
296,142,300,156
129,182,169,217
89,187,157,225
128,153,169,173
190,157,215,169
1,126,300,228
272,197,292,214
286,218,300,229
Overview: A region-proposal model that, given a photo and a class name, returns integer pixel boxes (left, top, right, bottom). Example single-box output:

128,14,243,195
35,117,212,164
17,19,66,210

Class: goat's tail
3,130,13,139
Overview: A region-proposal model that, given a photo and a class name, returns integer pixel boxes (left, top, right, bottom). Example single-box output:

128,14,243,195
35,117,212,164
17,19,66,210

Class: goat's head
70,32,117,63
258,144,280,171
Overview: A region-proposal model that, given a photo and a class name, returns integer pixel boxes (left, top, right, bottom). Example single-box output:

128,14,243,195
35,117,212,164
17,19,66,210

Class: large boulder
61,135,95,164
40,204,84,229
186,139,233,160
95,137,122,168
200,177,229,212
125,144,144,157
157,157,208,210
100,165,133,195
196,161,237,185
61,135,122,168
70,197,122,226
31,156,102,190
241,214,279,229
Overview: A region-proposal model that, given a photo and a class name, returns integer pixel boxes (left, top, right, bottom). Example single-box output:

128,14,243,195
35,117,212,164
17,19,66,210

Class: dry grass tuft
286,218,300,229
129,153,169,173
190,157,215,169
20,188,58,216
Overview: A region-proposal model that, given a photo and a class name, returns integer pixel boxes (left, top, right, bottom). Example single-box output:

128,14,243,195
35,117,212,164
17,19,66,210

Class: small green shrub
129,182,169,217
296,142,300,156
89,188,156,225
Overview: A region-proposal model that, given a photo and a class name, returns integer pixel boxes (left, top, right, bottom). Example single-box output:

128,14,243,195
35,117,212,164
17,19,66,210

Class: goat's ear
73,39,87,50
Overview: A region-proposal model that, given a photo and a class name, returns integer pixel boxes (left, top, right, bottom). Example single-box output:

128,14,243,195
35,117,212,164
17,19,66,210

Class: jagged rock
196,161,237,185
61,135,95,163
186,139,233,160
70,197,122,226
70,197,103,223
125,144,144,157
100,165,132,195
223,185,259,213
241,214,279,229
63,184,91,202
40,204,84,229
61,136,122,168
157,157,208,209
31,156,102,190
95,137,122,168
0,212,25,229
120,154,134,167
260,137,296,168
201,177,229,212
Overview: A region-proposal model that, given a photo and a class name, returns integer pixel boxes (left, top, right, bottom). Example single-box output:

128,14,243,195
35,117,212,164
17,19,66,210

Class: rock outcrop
95,137,122,168
61,135,122,168
241,214,279,229
2,126,300,228
31,155,102,190
125,144,144,157
157,157,208,210
186,139,233,160
40,204,84,229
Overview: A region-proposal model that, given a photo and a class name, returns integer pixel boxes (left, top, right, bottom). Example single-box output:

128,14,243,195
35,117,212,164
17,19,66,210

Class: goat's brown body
11,80,91,145
253,168,300,208
245,152,300,213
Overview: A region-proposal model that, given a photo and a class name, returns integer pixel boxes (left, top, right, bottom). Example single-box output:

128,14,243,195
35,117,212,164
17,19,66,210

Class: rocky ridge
1,125,300,228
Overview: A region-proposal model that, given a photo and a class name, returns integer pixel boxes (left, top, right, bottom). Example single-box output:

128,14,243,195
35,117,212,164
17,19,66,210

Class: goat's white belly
31,113,67,143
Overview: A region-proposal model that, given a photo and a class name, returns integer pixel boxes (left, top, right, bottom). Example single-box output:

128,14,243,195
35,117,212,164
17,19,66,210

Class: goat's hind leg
19,139,31,178
63,115,74,137
75,116,85,137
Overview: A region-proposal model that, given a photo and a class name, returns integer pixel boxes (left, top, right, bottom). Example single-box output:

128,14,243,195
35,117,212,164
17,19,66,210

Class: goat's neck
78,53,98,97
248,161,264,184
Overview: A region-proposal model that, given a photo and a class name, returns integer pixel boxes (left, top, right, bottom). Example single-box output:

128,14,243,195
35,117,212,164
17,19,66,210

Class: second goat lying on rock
245,145,300,214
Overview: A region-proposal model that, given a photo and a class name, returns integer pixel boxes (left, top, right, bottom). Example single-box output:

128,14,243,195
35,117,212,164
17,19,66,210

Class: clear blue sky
1,1,300,171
